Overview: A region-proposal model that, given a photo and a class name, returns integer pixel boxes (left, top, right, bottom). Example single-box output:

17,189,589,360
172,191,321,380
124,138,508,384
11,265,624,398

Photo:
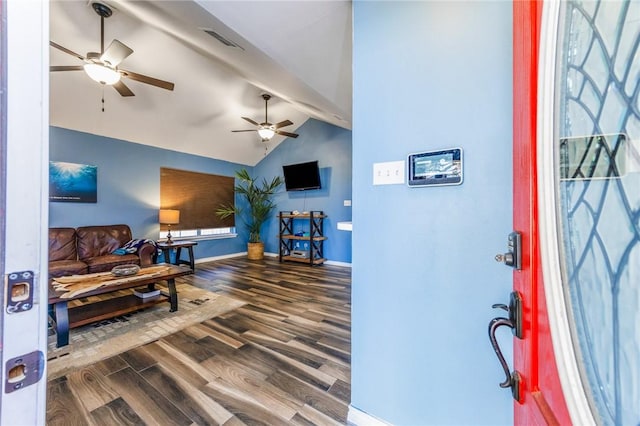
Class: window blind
160,167,234,230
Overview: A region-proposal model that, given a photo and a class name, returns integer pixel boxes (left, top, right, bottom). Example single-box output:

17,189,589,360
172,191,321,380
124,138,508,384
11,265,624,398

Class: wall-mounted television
282,161,321,191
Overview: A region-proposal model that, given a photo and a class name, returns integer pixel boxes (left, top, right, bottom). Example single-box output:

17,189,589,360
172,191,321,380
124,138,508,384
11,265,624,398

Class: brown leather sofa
48,224,156,279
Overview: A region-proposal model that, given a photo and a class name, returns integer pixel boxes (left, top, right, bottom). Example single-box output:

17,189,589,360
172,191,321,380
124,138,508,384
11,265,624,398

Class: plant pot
247,242,264,260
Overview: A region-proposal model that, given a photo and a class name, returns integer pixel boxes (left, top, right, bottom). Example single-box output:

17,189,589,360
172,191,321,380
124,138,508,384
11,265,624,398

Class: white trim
194,252,247,264
196,251,352,268
537,2,596,424
325,260,352,268
1,1,49,423
347,405,392,426
159,233,238,243
337,221,353,231
264,251,352,267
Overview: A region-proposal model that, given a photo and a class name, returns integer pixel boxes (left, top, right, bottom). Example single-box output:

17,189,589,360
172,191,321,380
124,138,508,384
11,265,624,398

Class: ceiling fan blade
274,120,293,129
275,130,299,138
100,39,133,67
50,65,84,72
50,41,85,61
119,69,175,91
241,117,260,126
113,80,135,97
231,130,258,133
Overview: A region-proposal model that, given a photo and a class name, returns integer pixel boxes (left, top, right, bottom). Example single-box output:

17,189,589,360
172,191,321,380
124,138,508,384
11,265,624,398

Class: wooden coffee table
48,264,192,348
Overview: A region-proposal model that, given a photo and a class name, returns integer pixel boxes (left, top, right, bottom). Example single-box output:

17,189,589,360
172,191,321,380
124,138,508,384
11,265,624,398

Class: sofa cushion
76,224,134,261
49,228,77,261
83,253,141,274
49,260,88,278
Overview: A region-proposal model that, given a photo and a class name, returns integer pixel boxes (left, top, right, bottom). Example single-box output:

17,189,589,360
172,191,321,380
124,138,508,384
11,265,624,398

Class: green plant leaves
215,168,283,243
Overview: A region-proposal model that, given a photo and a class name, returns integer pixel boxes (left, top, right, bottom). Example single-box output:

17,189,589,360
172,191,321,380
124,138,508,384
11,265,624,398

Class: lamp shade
159,209,180,225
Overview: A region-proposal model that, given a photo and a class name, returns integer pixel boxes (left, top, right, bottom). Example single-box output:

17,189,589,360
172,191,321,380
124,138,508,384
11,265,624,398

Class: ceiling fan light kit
232,94,299,141
83,62,121,85
257,127,275,140
49,2,175,97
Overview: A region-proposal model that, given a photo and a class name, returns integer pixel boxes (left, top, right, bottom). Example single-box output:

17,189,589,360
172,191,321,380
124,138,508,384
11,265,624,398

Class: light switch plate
373,161,405,185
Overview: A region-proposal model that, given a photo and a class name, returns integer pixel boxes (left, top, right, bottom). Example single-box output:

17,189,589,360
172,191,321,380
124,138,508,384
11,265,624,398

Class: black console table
157,240,197,271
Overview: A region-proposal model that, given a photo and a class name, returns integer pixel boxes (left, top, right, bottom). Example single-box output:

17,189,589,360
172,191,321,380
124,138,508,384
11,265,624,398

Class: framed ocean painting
49,161,97,203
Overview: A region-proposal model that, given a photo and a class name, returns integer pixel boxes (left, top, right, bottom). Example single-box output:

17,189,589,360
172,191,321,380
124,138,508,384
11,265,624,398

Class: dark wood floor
46,256,351,425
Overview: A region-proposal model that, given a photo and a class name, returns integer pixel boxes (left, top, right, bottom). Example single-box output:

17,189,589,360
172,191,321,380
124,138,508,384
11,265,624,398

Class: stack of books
133,287,161,299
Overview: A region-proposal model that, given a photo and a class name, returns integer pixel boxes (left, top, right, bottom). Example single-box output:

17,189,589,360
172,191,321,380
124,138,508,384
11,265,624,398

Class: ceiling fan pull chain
101,87,105,112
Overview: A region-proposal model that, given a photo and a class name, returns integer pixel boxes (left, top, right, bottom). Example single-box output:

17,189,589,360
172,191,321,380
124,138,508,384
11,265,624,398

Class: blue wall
352,2,514,425
50,121,352,264
49,126,247,259
255,118,353,264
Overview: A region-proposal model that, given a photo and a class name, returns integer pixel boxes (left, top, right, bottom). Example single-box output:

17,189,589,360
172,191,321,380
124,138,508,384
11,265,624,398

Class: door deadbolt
495,231,522,270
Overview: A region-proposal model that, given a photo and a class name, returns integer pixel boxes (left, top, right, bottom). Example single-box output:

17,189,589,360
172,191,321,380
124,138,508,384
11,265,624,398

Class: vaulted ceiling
49,0,352,166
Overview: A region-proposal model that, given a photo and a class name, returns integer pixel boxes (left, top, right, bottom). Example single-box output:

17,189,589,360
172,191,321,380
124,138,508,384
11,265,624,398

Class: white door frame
1,0,49,423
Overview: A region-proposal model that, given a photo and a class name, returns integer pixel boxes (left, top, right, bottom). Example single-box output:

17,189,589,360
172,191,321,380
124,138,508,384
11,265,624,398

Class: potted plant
216,168,283,260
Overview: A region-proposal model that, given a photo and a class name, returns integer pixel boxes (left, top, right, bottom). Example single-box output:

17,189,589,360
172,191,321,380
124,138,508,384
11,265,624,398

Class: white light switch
344,200,352,207
373,161,405,185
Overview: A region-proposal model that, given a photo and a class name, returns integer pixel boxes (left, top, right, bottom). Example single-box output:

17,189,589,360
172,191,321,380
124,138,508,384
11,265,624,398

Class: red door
512,2,570,423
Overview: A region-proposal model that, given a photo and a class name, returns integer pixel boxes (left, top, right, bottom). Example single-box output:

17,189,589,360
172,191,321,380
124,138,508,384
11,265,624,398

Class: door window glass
555,2,640,424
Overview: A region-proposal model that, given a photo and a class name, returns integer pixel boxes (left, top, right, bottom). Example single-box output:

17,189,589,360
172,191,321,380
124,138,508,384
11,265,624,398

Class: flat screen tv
282,161,321,191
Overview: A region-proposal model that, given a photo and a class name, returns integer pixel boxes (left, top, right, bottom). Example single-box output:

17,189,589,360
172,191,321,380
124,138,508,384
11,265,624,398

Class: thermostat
407,148,463,187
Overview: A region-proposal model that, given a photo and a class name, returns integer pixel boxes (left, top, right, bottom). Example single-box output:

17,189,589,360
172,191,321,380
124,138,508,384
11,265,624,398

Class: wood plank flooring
46,256,351,425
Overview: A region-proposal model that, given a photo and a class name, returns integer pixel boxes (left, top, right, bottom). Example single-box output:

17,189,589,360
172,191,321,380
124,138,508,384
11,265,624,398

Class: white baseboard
266,251,352,267
196,251,352,268
194,252,246,264
325,260,352,267
347,405,391,426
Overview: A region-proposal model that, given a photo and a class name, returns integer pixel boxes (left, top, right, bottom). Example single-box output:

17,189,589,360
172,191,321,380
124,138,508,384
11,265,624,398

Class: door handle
488,291,523,402
491,291,523,340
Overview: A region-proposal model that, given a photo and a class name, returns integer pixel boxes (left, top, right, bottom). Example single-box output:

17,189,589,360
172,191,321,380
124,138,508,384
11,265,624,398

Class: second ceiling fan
232,94,299,141
50,2,174,97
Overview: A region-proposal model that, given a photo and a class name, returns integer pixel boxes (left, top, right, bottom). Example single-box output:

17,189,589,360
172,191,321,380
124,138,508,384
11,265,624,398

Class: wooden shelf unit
278,211,327,266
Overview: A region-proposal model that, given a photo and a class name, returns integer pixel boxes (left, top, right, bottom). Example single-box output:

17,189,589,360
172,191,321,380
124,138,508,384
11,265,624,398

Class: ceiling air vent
201,29,244,50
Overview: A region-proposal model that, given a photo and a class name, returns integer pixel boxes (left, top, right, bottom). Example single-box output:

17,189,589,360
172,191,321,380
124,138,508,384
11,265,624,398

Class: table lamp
159,209,180,244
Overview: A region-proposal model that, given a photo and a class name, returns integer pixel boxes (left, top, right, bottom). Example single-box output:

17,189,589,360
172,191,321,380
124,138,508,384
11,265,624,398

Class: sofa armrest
138,243,158,267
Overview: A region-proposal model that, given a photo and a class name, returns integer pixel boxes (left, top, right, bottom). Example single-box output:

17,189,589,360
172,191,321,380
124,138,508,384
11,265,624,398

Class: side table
157,241,198,271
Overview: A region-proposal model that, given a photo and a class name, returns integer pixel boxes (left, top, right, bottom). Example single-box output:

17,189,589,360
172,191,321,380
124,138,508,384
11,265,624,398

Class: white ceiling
49,0,352,166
